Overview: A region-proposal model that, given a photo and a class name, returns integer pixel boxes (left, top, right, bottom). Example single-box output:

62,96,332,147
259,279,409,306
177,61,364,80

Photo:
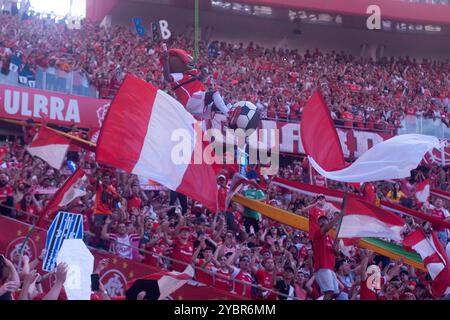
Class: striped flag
38,168,88,228
339,197,405,241
225,173,263,209
96,75,218,212
26,126,70,170
403,229,450,297
42,212,84,272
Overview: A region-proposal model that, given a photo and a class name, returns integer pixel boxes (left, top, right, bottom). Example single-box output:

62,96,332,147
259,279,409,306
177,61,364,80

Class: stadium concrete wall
110,2,450,60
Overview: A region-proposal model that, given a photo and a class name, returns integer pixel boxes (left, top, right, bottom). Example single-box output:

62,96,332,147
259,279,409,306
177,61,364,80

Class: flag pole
0,117,96,149
19,223,35,256
194,0,199,64
334,184,348,241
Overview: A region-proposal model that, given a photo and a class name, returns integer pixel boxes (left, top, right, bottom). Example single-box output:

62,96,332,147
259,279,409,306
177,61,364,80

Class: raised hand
95,258,110,274
55,262,69,285
0,281,20,294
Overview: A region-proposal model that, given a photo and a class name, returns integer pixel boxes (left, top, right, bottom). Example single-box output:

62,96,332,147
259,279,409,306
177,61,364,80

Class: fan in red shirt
192,245,216,286
127,184,143,212
253,257,277,300
161,44,242,126
14,193,41,223
217,174,228,213
231,254,254,298
162,209,194,272
142,232,167,267
212,253,235,292
311,210,344,300
359,249,403,300
93,173,120,238
341,108,354,128
362,182,377,205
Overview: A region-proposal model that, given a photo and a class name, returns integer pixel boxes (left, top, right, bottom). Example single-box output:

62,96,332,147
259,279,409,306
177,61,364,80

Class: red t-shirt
312,231,336,272
94,184,117,215
341,111,354,127
144,242,165,267
355,115,365,128
127,195,142,211
195,258,215,286
360,276,385,300
0,185,13,202
171,237,194,272
256,269,277,300
0,146,8,162
363,183,377,204
214,268,232,291
217,186,228,212
233,268,253,298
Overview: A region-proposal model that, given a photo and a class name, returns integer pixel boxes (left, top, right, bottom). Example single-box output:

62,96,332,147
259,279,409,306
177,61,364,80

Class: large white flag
309,134,440,183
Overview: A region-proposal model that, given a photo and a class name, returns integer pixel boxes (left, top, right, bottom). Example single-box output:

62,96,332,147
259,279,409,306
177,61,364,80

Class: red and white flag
403,229,450,297
415,178,430,206
38,168,88,227
339,197,405,241
26,126,70,169
300,90,346,172
301,91,439,183
96,75,218,212
225,173,262,209
126,266,194,300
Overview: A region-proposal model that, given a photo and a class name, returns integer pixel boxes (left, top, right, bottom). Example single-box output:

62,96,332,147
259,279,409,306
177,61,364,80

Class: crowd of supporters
0,12,449,132
0,124,449,300
1,2,450,301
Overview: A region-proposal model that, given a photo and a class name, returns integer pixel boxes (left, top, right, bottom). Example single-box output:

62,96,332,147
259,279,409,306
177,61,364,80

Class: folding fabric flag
26,126,70,169
339,197,405,241
126,266,194,300
38,168,88,228
96,75,218,212
300,90,346,171
308,134,440,183
403,229,450,297
300,90,440,183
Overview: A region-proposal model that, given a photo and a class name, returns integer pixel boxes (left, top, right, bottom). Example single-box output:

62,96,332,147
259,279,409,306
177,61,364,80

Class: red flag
225,173,262,209
96,75,218,212
403,230,450,297
339,197,405,241
25,126,70,169
271,176,450,231
38,168,87,228
300,91,346,171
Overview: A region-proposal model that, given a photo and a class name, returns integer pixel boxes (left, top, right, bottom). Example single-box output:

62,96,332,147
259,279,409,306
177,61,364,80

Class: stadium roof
87,0,450,26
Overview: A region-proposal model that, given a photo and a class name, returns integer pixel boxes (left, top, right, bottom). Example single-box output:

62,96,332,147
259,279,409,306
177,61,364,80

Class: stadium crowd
0,2,450,301
0,12,449,132
0,126,449,300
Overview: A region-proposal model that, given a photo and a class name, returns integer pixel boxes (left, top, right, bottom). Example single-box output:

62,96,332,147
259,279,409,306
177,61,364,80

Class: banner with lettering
0,83,110,130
